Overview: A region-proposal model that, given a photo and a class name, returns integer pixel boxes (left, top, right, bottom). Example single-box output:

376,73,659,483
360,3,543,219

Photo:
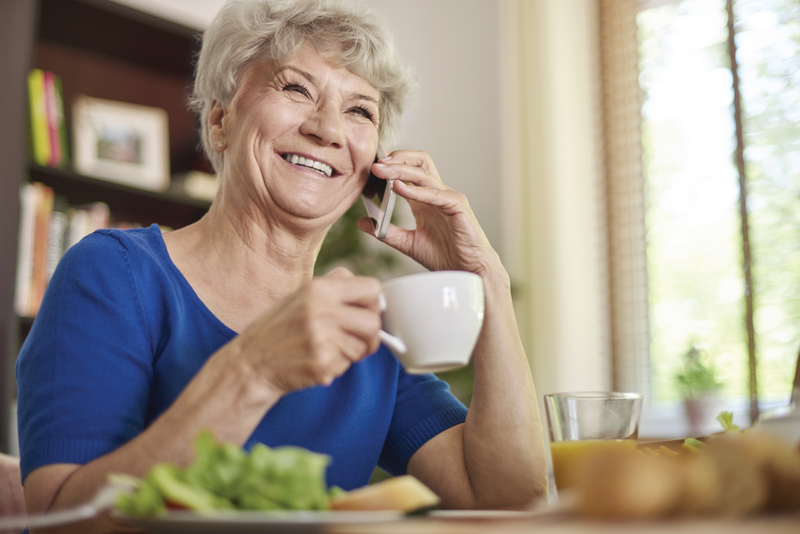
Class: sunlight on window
737,0,800,402
639,0,799,405
638,0,748,403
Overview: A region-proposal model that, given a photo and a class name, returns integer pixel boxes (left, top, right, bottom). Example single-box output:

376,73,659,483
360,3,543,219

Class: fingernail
379,156,392,162
373,163,387,168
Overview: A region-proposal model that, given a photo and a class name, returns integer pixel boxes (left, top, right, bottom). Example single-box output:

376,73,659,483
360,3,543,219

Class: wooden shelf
18,316,34,343
29,165,210,229
0,0,208,453
37,0,198,77
35,0,205,175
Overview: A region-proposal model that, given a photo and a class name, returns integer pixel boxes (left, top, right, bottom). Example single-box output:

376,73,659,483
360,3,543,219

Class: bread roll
703,436,768,515
573,431,800,520
727,432,800,512
575,450,682,519
673,453,722,515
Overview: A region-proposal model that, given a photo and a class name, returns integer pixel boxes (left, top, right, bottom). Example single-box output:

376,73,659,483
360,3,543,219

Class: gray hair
191,0,413,173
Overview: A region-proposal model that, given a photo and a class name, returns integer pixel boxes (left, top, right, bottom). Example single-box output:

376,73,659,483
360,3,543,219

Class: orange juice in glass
549,438,638,490
544,392,642,493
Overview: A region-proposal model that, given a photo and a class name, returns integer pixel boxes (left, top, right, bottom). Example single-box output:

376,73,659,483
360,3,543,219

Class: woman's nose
300,101,345,147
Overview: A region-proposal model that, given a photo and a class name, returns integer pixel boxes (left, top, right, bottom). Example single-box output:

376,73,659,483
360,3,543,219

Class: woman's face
215,41,380,230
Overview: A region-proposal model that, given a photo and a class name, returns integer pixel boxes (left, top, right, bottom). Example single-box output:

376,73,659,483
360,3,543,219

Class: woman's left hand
358,150,501,277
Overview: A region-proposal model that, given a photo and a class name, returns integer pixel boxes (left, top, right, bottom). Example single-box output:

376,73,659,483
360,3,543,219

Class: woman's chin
271,199,350,229
271,187,358,223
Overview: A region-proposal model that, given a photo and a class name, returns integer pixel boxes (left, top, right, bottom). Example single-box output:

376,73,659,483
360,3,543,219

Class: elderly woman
16,0,547,531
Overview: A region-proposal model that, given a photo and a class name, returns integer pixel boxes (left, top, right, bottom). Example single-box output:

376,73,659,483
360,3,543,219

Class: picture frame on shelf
72,95,170,191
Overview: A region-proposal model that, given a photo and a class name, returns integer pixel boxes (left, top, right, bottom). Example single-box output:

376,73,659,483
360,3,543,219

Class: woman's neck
162,191,329,331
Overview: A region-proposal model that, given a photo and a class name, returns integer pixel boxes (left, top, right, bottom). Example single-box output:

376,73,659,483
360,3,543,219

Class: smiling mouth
281,153,335,177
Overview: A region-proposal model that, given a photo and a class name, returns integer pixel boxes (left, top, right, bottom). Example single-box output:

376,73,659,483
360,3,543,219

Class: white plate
115,510,405,534
430,509,539,519
429,506,571,521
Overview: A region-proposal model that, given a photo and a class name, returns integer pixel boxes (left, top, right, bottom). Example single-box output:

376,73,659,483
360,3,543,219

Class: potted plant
674,343,724,436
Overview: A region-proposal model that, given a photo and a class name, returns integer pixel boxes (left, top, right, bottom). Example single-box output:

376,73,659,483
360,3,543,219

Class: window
601,0,799,433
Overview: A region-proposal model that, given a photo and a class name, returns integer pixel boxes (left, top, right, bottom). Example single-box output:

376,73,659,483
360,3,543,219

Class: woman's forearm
462,267,549,509
36,343,278,531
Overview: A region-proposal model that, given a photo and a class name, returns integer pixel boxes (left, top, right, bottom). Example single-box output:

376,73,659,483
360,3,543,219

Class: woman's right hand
232,267,383,394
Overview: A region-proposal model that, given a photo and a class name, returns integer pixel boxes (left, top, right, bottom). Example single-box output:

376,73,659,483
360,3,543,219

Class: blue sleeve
16,233,154,482
378,370,468,476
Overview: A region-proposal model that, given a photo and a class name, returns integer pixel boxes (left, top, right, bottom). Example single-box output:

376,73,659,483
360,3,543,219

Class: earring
216,141,224,149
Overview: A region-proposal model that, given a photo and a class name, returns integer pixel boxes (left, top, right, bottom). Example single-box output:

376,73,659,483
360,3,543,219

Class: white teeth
283,153,333,177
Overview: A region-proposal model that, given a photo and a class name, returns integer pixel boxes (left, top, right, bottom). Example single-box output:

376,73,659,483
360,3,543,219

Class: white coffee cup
378,271,485,374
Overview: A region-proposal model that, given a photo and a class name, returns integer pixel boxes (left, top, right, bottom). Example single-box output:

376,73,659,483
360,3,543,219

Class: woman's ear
209,100,227,151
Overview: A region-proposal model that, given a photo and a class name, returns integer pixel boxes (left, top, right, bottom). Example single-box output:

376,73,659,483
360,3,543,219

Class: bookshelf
0,0,210,453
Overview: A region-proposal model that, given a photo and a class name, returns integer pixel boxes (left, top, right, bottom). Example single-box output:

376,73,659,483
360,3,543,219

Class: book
46,209,68,283
65,202,109,251
15,183,38,316
27,69,50,167
43,71,62,168
15,179,116,315
54,75,70,168
28,182,54,317
64,207,89,252
27,69,69,169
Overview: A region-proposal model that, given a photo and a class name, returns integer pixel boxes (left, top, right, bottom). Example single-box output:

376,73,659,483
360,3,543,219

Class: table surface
327,513,800,534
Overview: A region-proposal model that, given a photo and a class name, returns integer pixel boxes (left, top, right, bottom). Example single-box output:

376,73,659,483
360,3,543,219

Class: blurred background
1,0,798,453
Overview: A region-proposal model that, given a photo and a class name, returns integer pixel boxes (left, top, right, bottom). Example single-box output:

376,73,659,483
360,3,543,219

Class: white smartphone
361,147,396,240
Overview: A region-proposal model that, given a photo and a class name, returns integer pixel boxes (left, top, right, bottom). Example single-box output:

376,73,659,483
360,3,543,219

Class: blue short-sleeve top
16,225,467,488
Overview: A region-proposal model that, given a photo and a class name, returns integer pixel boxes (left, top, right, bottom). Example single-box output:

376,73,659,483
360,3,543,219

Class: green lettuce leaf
716,411,740,432
114,430,334,517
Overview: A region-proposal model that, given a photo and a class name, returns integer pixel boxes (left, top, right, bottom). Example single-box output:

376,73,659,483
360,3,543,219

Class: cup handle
379,330,407,354
378,293,407,353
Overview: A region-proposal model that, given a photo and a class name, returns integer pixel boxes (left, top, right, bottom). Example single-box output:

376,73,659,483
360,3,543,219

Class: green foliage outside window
639,0,800,404
314,202,398,276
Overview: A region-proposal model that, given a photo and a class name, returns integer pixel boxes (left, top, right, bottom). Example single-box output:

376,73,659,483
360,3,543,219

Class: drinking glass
544,392,643,493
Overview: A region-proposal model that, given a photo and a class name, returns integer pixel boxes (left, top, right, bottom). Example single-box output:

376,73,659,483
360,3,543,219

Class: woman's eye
283,84,310,97
350,106,376,123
